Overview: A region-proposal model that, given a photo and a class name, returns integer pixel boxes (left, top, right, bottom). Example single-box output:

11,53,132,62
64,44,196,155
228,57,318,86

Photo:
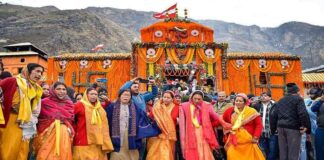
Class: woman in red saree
73,87,114,160
179,90,231,160
34,81,74,160
222,93,265,160
146,90,179,160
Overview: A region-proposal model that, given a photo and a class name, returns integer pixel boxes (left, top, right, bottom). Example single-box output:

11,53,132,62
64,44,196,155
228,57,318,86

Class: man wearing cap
253,92,278,160
271,83,311,160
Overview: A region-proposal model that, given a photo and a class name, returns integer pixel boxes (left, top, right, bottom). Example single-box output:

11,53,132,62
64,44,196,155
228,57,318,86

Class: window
18,67,23,74
20,58,25,63
259,72,267,84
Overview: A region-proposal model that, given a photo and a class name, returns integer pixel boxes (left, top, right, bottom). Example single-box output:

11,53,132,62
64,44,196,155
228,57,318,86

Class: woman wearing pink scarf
179,90,231,160
34,81,74,160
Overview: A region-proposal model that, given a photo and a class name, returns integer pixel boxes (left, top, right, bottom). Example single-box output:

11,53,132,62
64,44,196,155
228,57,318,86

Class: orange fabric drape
196,48,221,64
140,21,214,43
226,59,303,101
106,60,131,100
252,59,273,72
274,60,296,73
34,122,73,160
46,58,55,85
49,59,130,100
166,48,195,64
138,47,164,64
229,60,251,71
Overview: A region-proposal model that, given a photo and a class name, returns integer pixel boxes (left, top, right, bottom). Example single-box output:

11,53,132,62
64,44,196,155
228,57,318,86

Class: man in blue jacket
119,77,158,111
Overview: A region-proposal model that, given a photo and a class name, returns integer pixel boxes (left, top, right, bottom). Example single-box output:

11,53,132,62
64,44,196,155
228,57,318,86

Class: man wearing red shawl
0,63,44,160
33,82,74,159
179,90,231,160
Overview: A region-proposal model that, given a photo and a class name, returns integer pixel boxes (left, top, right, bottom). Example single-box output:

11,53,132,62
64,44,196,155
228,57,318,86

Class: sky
2,0,324,27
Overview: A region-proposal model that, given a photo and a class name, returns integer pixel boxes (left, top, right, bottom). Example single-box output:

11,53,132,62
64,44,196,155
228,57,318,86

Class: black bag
306,140,315,160
212,149,225,160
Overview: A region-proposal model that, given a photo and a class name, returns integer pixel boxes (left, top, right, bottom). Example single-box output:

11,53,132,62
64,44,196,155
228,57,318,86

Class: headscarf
232,93,251,131
189,90,205,128
38,85,74,133
80,89,103,127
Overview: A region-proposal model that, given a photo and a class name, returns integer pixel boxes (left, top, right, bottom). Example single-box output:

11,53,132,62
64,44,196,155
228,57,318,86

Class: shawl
180,99,219,159
152,100,177,141
111,101,137,139
81,91,102,127
225,106,260,147
16,74,42,123
37,87,74,134
106,101,161,152
0,77,18,128
81,90,113,152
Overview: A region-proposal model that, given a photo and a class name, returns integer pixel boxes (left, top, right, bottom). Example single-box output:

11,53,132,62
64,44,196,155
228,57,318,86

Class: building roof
227,52,300,60
54,53,131,60
302,65,324,73
141,20,214,32
3,42,48,58
0,51,39,56
4,42,33,47
302,73,324,84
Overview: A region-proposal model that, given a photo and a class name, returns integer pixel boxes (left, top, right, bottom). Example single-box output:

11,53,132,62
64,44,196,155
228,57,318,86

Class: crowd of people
0,62,324,160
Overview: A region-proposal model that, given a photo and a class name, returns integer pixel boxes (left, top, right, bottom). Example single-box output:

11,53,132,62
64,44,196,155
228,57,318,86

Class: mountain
0,3,323,68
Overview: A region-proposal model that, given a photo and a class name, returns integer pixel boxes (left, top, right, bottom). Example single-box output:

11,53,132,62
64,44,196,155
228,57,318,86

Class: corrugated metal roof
302,73,324,84
302,65,324,73
227,52,300,60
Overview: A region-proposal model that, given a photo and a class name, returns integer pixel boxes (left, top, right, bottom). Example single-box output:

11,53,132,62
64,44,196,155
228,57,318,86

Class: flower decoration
235,59,244,67
59,60,67,69
80,60,88,69
259,59,267,68
191,30,199,36
146,48,156,58
280,60,289,68
204,48,215,58
173,64,179,70
103,59,112,69
154,30,163,37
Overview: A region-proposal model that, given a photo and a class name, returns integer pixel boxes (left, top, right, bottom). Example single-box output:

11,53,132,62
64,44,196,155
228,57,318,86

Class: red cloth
73,101,104,146
180,101,219,160
153,4,177,19
222,107,263,138
37,87,74,134
101,100,111,109
73,102,88,146
0,77,17,128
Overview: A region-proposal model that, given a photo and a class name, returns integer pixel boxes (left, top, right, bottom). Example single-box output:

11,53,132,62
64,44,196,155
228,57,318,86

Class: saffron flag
91,44,104,52
153,4,177,19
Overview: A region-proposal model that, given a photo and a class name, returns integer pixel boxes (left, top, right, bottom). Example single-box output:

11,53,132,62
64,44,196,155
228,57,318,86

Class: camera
139,78,149,83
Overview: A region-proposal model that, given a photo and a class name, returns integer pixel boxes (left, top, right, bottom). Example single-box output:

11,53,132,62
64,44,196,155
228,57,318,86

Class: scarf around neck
111,101,137,138
80,91,102,127
16,74,42,123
